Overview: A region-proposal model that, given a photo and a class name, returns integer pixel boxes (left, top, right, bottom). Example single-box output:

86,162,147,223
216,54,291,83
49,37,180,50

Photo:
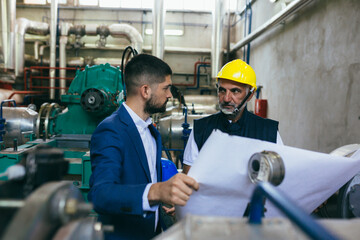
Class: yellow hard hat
216,59,257,90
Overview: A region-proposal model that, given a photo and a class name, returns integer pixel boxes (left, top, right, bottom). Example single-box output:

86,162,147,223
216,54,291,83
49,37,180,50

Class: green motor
36,63,125,138
67,63,124,116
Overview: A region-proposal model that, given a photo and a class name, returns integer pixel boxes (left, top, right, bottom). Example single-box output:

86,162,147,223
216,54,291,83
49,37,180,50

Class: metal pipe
25,54,84,67
249,182,340,240
0,0,16,71
230,0,313,53
152,0,165,59
33,40,42,61
243,0,252,64
15,18,49,76
59,22,72,95
144,45,211,54
59,36,67,95
211,0,225,79
66,57,84,66
0,200,25,209
108,24,143,53
187,64,211,90
93,58,122,66
226,5,231,63
49,0,58,99
84,23,98,36
173,61,210,87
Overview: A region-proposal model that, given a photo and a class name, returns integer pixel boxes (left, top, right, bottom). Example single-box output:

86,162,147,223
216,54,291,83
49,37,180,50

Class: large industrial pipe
0,0,16,72
152,0,165,59
25,54,84,67
59,22,73,95
15,18,49,76
49,0,58,99
108,24,143,53
93,58,122,66
230,0,313,53
211,0,225,79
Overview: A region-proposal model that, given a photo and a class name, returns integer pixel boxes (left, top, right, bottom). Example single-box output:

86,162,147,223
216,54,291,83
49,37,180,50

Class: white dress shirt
123,103,159,230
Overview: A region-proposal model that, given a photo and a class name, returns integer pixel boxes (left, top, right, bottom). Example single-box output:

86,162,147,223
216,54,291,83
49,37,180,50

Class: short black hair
124,54,172,96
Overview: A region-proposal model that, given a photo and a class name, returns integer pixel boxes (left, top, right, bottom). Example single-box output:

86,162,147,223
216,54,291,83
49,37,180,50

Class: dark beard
144,97,168,114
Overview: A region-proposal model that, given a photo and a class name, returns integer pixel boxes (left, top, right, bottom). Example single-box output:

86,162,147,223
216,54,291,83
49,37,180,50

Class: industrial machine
0,144,105,240
0,63,124,198
37,63,124,139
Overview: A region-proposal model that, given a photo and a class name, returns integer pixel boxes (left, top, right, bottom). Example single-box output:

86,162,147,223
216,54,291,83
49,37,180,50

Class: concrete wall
233,0,360,152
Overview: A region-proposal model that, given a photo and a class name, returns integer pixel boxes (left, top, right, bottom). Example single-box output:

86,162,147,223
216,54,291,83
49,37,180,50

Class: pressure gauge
248,151,285,186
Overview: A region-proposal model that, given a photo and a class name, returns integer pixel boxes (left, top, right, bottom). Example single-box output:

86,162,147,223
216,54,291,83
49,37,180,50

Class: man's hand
148,173,199,206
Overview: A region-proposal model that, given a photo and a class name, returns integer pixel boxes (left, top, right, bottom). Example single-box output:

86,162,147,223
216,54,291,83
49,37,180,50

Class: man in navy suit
88,54,199,240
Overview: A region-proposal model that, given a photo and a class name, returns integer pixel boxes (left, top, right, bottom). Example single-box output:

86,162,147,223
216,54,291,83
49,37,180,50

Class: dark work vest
194,107,279,151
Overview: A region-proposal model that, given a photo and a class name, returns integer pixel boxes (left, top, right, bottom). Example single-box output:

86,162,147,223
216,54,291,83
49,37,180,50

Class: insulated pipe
108,24,143,53
84,24,98,36
66,57,84,66
59,22,73,95
15,18,49,76
230,0,313,53
152,0,165,59
25,55,84,67
93,58,122,66
33,40,42,61
1,0,16,71
59,36,67,95
49,0,58,99
211,0,225,79
39,44,48,65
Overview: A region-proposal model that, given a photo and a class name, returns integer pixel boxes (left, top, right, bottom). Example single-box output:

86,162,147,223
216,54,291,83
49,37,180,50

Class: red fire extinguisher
254,86,267,118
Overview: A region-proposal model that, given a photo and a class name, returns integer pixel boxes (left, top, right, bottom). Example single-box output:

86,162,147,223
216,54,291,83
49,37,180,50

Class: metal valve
248,150,285,186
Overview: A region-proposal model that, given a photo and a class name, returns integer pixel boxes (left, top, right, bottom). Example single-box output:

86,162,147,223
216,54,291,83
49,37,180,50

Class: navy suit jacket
88,105,162,240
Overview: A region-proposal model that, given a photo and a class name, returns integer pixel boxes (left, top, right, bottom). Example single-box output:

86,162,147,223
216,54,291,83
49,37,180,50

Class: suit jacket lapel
117,106,151,182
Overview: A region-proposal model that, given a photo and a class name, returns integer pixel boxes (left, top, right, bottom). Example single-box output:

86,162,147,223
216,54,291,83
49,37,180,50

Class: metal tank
158,112,209,150
2,106,38,147
183,95,218,115
157,95,218,150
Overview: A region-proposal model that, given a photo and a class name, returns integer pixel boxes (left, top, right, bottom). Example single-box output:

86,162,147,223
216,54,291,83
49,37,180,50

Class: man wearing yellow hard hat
182,59,283,174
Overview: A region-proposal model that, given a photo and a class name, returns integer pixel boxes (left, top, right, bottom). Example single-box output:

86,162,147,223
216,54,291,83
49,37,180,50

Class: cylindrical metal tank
183,95,218,114
158,112,210,150
2,106,38,147
158,94,218,150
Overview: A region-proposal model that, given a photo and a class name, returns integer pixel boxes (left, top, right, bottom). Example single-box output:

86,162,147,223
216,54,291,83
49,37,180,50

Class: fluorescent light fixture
145,29,184,36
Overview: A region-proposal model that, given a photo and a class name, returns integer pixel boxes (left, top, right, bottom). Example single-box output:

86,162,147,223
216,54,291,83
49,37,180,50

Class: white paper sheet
177,130,360,218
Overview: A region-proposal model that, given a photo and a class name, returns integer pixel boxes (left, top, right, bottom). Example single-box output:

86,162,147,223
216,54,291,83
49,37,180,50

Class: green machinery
0,63,124,197
37,63,124,138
